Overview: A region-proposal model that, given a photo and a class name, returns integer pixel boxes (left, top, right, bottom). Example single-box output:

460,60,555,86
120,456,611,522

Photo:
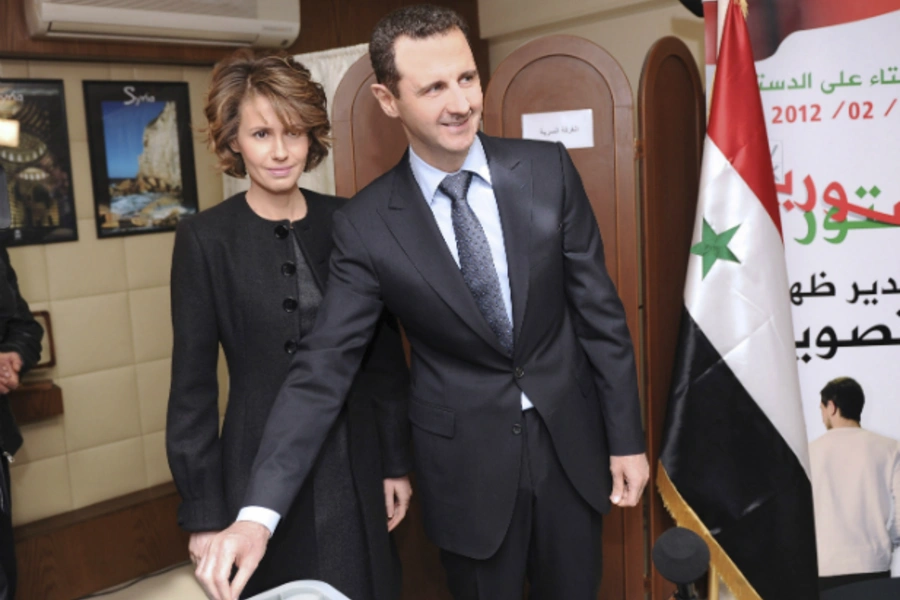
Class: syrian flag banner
657,1,819,598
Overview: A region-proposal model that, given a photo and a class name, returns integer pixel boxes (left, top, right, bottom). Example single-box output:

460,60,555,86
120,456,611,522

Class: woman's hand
189,530,220,566
383,476,413,532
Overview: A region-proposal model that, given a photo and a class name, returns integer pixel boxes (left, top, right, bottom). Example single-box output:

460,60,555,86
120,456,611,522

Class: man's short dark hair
820,377,865,422
369,4,471,97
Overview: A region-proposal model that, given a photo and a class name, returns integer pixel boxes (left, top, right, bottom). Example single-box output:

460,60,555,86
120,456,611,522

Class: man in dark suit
197,5,648,600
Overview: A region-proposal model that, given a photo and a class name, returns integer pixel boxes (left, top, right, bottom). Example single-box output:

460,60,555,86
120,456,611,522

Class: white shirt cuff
236,506,281,536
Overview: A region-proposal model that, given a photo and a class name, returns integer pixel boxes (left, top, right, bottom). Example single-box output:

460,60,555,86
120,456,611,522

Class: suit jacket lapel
377,154,509,354
482,135,532,346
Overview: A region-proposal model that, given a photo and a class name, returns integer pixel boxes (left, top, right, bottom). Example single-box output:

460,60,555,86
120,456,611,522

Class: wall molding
15,482,189,600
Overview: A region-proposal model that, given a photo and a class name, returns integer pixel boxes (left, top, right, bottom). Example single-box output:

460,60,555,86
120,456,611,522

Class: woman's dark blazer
166,190,410,598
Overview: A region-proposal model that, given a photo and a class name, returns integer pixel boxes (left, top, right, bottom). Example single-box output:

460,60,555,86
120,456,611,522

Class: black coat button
283,297,298,312
281,262,296,276
512,423,522,435
284,340,298,354
274,224,289,239
514,367,525,379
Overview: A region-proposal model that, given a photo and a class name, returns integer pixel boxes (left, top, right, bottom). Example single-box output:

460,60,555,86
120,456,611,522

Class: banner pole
709,567,720,600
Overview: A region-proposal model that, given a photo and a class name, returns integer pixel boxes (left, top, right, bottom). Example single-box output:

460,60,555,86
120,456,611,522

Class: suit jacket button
512,423,522,435
284,340,298,354
283,297,298,312
514,367,525,379
281,261,296,276
274,224,289,239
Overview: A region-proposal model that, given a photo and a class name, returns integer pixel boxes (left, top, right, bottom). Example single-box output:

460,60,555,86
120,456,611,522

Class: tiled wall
0,59,226,526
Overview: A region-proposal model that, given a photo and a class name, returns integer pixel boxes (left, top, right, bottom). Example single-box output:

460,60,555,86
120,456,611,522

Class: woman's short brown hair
204,49,330,178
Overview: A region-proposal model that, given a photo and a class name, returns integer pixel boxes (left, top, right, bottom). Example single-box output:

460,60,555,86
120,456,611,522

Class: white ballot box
245,580,351,600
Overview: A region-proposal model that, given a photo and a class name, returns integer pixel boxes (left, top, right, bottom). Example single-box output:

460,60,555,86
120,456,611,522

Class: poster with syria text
704,1,900,447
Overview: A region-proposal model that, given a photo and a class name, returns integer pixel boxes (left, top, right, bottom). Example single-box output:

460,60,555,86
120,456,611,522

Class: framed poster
0,79,78,246
83,81,198,238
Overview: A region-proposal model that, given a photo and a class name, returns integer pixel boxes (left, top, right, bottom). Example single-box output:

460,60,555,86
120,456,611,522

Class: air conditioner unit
26,0,300,48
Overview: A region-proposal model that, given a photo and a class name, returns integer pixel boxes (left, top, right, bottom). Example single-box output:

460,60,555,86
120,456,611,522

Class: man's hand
195,521,270,600
0,352,23,394
188,531,219,566
384,476,413,532
609,453,650,507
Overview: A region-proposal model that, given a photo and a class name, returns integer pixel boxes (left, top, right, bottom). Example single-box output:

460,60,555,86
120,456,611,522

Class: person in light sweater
809,376,900,591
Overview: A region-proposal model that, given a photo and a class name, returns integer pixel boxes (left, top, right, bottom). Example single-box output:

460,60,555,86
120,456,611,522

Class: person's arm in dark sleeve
556,143,648,506
556,143,645,456
358,310,411,478
0,247,43,373
166,220,229,532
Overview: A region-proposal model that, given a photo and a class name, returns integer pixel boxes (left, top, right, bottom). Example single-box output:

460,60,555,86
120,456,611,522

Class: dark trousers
818,570,890,592
0,457,15,600
440,409,604,600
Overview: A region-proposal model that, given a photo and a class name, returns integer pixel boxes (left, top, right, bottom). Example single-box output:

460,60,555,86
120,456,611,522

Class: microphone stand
672,581,701,600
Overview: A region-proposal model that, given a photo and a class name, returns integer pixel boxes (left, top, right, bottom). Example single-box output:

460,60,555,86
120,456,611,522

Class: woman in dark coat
166,50,411,600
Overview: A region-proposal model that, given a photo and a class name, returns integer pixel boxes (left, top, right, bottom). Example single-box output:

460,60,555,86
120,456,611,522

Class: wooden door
332,54,409,199
637,35,706,600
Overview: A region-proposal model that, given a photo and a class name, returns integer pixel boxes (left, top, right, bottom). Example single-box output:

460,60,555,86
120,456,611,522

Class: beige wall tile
8,245,49,304
10,455,73,526
25,300,48,312
68,436,146,509
181,67,221,211
143,431,172,487
182,67,212,138
46,218,128,301
51,292,134,377
129,286,172,364
136,358,171,434
15,416,66,465
196,149,224,211
0,59,29,78
60,365,140,452
69,140,96,223
109,65,135,80
124,231,175,290
184,65,224,212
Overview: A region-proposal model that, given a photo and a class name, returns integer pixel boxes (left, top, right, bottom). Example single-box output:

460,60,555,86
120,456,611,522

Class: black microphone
652,527,710,600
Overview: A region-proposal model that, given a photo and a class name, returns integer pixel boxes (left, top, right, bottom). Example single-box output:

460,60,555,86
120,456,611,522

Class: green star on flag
691,219,741,278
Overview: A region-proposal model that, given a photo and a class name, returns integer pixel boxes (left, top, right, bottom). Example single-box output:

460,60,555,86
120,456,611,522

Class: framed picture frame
0,79,78,247
31,310,56,370
83,81,198,238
